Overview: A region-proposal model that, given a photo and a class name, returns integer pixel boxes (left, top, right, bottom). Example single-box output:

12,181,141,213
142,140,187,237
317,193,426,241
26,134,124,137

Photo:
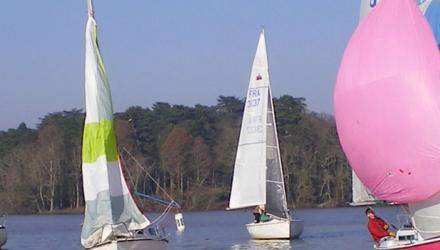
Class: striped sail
81,2,150,248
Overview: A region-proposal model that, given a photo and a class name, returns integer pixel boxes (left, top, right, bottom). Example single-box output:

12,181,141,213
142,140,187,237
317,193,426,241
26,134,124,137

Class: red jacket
368,217,390,242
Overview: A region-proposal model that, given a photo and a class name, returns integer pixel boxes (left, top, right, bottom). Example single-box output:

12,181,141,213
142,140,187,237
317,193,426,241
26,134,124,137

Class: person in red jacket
366,207,396,243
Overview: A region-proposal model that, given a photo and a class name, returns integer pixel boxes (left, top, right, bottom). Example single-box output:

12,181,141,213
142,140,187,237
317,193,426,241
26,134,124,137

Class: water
2,206,405,249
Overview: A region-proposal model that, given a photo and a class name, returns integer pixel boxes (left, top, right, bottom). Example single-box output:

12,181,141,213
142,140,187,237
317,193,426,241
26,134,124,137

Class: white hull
0,226,6,248
374,227,440,249
374,237,440,249
90,238,167,250
246,218,303,239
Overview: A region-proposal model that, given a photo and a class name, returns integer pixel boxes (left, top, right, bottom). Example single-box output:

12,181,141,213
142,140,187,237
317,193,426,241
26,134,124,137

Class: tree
160,127,193,199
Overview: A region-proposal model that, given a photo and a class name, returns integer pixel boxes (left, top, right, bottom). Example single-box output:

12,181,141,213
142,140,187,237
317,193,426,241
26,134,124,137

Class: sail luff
229,30,269,210
81,7,150,248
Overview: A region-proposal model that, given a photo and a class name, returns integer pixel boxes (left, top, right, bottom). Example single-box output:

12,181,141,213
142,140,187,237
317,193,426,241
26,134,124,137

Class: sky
0,1,359,131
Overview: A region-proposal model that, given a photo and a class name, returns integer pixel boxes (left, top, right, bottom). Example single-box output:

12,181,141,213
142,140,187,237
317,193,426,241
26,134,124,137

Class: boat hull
90,238,167,250
0,226,7,248
375,237,440,250
246,218,303,239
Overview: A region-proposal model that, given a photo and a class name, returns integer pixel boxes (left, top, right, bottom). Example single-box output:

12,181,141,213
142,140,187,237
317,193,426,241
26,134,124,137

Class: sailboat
228,30,304,240
81,0,167,249
0,215,6,248
335,0,440,249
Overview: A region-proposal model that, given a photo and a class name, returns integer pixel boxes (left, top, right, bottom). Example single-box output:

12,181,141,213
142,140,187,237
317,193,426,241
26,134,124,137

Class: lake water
2,206,405,249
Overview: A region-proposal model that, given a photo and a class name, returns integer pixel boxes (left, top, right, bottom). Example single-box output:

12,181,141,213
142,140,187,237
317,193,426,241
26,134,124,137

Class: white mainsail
229,30,269,210
81,1,150,248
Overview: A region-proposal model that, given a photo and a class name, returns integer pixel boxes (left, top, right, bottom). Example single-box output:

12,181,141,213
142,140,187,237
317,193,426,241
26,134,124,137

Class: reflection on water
232,239,293,249
3,207,402,250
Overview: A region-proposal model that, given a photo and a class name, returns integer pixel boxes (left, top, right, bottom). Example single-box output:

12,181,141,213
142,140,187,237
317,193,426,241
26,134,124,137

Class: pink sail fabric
334,0,440,203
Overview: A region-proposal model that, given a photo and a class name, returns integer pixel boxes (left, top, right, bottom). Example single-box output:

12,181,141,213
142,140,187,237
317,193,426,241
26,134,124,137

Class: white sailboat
81,1,167,249
228,30,304,240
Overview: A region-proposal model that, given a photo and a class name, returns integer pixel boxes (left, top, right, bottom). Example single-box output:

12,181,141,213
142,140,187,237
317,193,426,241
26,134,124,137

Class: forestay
229,31,269,210
81,2,150,248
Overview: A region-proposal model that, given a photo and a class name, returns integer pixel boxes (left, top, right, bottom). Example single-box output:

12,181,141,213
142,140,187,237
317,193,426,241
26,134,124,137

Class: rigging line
149,201,175,225
121,147,176,204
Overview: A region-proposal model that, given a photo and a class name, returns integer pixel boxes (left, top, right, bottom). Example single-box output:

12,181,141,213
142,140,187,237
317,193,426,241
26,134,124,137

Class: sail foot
81,191,150,248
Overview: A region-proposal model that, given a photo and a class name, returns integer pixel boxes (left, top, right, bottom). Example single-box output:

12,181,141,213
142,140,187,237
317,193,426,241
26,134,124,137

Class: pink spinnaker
334,0,440,203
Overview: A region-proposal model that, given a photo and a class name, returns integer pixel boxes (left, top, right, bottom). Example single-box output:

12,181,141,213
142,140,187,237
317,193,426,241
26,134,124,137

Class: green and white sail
81,1,150,248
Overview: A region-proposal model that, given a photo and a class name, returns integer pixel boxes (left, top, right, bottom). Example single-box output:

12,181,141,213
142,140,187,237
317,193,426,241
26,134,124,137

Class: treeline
0,95,351,213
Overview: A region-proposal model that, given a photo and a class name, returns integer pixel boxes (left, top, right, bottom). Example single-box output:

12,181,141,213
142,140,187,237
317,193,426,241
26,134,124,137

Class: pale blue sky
0,1,358,130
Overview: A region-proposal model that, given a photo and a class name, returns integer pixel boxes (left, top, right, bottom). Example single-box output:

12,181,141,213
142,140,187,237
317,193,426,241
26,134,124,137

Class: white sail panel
351,170,377,205
81,9,149,248
409,192,440,239
360,0,376,22
229,31,270,209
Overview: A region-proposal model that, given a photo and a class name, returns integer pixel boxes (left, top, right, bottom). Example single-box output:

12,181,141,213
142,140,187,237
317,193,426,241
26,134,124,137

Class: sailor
366,207,396,243
253,205,264,223
253,204,271,223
